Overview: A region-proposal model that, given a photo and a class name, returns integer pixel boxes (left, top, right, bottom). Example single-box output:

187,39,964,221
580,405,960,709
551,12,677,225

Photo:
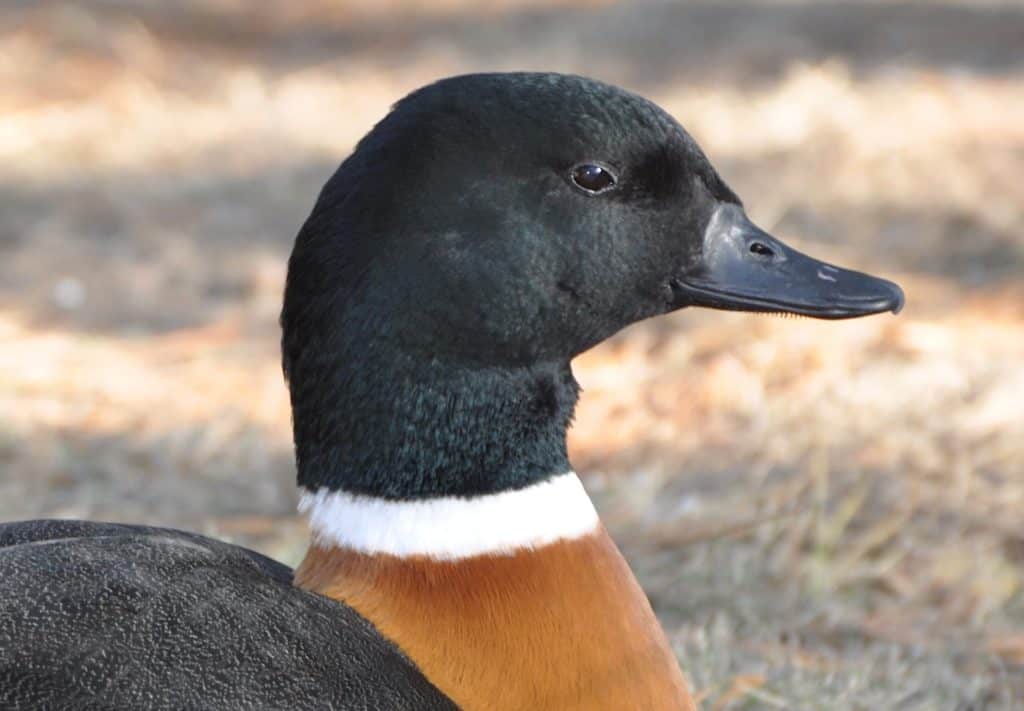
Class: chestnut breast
296,527,694,711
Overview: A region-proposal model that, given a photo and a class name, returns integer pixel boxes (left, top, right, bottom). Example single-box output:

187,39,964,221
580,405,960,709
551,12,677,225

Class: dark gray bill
671,204,905,319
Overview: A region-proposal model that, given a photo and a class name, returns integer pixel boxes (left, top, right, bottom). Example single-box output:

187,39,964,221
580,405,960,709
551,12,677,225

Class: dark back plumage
0,520,456,710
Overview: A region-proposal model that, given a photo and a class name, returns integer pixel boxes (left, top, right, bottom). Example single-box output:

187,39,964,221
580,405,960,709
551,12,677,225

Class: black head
282,72,904,499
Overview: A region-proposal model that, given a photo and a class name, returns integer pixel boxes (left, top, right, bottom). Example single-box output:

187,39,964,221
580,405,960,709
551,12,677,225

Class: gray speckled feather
0,520,457,710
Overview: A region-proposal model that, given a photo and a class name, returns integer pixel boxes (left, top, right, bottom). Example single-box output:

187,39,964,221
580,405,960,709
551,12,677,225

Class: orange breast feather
296,527,695,711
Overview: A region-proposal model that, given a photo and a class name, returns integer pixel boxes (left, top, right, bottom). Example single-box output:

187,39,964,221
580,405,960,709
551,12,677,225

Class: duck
0,72,904,711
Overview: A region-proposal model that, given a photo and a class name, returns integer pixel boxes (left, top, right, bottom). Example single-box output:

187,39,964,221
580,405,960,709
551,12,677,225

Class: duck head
286,73,902,366
282,72,904,498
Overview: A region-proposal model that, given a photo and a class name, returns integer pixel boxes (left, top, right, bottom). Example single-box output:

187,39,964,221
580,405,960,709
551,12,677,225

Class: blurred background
2,0,1023,707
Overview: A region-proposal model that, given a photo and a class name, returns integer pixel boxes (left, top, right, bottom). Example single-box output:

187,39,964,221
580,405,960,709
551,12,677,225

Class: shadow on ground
7,0,1024,88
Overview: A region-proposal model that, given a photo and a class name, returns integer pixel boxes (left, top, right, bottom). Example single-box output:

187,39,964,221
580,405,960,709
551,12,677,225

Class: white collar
299,472,599,561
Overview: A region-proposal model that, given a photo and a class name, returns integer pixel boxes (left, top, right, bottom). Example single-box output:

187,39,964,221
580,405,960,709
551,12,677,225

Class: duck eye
570,163,616,194
749,241,775,257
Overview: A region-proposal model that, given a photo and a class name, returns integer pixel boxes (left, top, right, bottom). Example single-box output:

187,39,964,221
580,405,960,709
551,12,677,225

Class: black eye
570,163,616,194
749,241,775,257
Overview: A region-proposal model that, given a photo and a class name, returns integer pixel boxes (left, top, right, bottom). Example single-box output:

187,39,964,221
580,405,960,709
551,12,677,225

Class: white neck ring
298,472,600,561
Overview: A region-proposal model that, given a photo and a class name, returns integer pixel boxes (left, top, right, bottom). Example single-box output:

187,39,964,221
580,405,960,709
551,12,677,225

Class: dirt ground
2,1,1023,708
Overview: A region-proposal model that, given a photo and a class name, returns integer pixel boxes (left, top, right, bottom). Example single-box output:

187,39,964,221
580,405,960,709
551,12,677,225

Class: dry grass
2,1,1023,707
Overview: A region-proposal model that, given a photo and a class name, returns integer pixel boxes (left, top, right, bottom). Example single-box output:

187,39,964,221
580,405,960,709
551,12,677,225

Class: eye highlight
570,163,617,194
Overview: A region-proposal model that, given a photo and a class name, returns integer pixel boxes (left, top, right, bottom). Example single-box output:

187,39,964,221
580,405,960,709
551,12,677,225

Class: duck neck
291,352,694,709
291,351,579,500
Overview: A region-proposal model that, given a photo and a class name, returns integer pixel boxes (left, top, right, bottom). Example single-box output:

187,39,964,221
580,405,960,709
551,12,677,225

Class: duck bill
672,204,905,319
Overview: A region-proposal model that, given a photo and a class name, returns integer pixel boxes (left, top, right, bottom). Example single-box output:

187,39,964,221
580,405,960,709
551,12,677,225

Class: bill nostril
749,241,774,257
